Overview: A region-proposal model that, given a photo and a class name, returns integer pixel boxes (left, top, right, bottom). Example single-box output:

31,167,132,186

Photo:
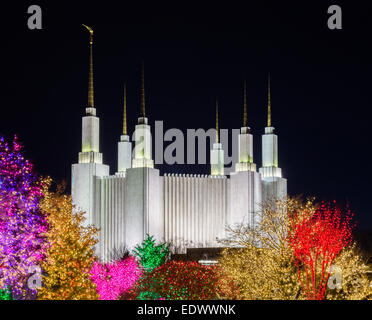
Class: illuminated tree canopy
91,256,142,300
125,260,235,300
0,136,47,299
133,234,169,272
37,183,98,300
288,201,354,300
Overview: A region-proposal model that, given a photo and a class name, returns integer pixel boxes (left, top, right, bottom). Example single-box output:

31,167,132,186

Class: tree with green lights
0,287,12,300
133,234,169,272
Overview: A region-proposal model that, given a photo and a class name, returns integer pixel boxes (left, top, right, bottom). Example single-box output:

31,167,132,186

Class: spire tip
267,73,271,127
243,80,247,127
216,98,219,143
83,24,94,108
123,82,127,135
140,61,146,118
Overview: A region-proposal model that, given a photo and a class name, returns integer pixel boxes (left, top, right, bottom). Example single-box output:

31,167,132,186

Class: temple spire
243,80,247,127
215,98,219,143
117,81,132,175
211,97,224,176
123,82,127,135
140,61,146,118
83,24,94,108
267,73,271,127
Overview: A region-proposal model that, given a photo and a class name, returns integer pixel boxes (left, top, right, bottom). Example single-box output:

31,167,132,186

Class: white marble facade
71,107,287,262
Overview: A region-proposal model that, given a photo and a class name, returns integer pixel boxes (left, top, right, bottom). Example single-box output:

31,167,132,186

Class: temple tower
229,81,262,227
235,81,257,172
259,75,287,201
71,25,110,227
124,62,163,250
210,99,225,176
117,82,132,175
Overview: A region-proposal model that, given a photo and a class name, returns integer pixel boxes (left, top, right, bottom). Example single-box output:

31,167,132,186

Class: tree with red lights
288,202,353,300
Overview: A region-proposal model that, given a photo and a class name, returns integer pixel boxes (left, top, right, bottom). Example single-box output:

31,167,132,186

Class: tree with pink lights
90,256,142,300
0,136,47,299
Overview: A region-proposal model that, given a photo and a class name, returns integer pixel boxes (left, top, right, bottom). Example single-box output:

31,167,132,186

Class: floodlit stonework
72,103,286,261
72,30,286,261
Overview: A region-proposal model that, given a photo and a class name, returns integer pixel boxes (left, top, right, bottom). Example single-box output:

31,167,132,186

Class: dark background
1,1,372,230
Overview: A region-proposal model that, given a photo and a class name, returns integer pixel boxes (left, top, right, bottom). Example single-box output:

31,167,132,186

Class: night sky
1,2,372,229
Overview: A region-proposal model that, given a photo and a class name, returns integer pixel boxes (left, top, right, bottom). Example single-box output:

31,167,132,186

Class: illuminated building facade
71,27,287,261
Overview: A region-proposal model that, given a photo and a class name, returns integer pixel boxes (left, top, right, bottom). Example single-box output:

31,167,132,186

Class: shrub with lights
133,234,170,272
0,287,12,300
325,243,372,300
91,256,142,300
125,260,234,300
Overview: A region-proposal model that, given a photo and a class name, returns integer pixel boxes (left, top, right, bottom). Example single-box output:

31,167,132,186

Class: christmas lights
0,287,12,300
288,201,354,300
0,136,47,299
219,198,360,300
219,197,304,299
126,260,233,300
326,243,372,300
0,140,368,301
133,234,169,272
37,184,98,300
90,256,142,300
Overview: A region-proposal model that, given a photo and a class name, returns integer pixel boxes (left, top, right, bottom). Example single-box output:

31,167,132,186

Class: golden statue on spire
83,24,94,108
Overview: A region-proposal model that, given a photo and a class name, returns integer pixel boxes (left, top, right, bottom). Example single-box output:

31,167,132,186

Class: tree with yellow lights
37,182,99,300
325,243,372,300
219,197,315,300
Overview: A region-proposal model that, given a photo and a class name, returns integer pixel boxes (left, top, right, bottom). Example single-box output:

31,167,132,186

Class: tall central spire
123,82,127,135
243,80,247,127
78,24,102,163
215,98,219,143
140,62,146,118
132,61,154,169
83,24,94,108
267,73,271,127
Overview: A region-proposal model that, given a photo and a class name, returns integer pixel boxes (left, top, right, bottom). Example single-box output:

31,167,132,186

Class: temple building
71,26,287,261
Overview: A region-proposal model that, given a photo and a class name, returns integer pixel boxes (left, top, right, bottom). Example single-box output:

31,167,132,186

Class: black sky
1,1,372,229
